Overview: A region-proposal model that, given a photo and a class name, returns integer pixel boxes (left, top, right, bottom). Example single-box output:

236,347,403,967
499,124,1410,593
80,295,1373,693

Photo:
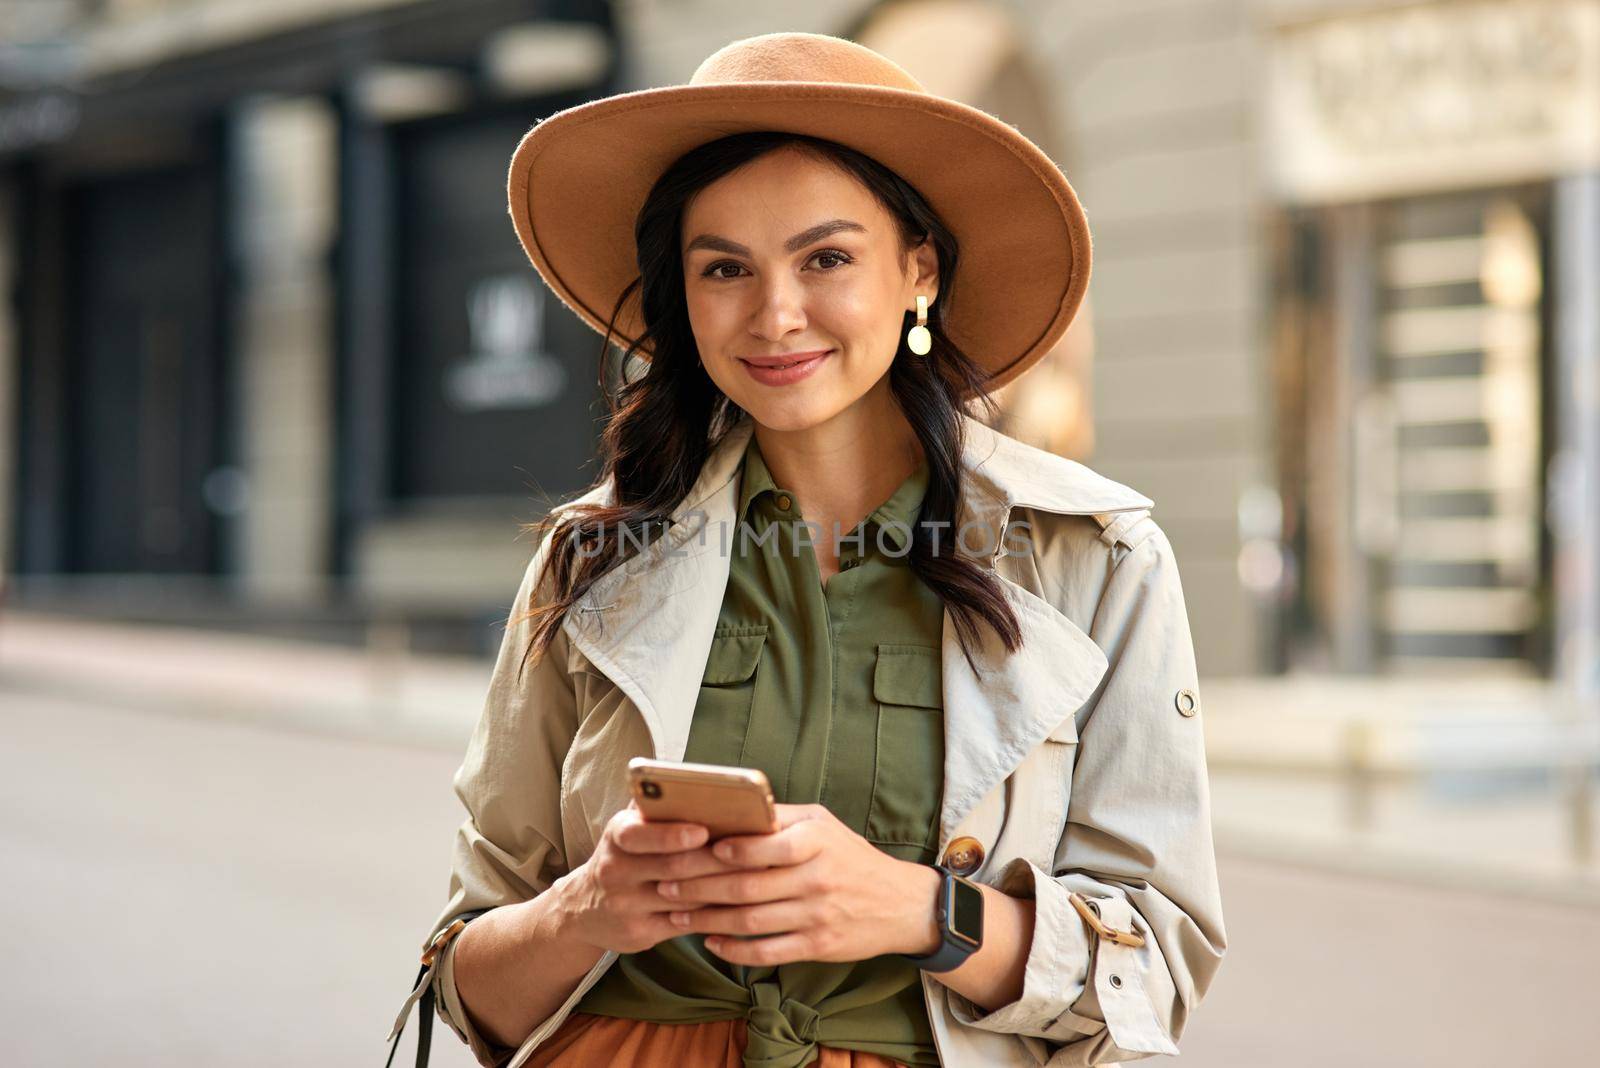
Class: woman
387,30,1225,1068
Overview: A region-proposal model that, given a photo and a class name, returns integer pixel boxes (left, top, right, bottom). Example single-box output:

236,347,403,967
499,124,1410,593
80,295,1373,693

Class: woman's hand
556,799,745,954
654,803,944,966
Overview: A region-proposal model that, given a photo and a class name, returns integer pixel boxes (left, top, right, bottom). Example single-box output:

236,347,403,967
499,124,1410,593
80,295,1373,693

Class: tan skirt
521,1011,913,1068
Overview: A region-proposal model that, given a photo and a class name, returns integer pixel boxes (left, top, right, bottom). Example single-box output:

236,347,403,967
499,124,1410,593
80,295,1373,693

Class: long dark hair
513,131,1023,681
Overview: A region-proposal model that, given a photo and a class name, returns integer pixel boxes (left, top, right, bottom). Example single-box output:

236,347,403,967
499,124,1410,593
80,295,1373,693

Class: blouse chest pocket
684,625,767,769
702,625,767,685
864,643,944,858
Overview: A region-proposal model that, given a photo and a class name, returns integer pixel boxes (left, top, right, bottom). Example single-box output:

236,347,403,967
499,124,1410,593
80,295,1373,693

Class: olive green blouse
573,434,946,1068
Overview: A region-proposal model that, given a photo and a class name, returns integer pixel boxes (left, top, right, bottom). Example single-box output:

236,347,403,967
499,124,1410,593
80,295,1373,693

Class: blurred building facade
1,0,625,651
1,0,1597,690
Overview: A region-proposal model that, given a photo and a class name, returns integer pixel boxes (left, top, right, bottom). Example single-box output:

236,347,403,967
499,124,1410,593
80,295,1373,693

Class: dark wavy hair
513,131,1023,681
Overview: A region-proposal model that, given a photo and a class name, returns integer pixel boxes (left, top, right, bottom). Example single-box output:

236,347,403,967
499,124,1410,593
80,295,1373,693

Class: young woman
387,31,1226,1068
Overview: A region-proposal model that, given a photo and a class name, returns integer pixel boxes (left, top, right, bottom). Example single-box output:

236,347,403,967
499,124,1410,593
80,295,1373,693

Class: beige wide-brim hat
506,30,1092,397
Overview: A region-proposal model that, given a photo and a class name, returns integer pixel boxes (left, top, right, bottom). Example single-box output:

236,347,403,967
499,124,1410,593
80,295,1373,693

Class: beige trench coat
389,411,1227,1067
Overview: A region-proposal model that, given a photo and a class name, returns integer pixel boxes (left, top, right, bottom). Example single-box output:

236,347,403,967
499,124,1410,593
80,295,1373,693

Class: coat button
1175,688,1199,717
941,836,985,875
775,493,792,511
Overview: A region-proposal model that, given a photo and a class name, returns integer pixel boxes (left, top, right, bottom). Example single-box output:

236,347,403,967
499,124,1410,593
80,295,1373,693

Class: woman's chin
737,392,844,434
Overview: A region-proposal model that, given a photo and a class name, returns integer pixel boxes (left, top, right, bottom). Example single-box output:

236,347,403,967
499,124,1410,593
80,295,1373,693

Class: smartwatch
900,865,984,972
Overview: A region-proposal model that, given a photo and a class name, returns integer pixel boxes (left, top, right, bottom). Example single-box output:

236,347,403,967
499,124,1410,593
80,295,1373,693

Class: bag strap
384,962,435,1068
385,908,494,1068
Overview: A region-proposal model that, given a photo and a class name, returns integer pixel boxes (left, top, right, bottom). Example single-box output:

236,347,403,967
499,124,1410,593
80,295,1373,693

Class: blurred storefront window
385,108,606,505
1269,0,1600,681
1277,189,1552,674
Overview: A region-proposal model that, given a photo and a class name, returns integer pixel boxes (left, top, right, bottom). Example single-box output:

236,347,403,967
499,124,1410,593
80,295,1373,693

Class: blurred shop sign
444,274,568,412
1269,0,1600,202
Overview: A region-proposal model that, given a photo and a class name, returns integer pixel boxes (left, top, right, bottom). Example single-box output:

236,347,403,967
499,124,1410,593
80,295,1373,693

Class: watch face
949,875,984,948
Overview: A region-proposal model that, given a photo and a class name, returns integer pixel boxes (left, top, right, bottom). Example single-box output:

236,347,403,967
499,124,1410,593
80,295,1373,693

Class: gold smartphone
627,757,779,840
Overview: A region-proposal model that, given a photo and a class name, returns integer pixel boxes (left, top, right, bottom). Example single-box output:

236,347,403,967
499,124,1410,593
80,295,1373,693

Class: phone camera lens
641,780,662,799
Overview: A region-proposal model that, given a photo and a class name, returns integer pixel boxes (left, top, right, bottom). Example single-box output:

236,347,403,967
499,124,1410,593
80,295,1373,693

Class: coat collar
561,411,1153,837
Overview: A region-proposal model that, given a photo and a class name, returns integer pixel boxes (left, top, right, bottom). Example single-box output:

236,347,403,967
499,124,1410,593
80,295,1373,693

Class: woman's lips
739,350,832,386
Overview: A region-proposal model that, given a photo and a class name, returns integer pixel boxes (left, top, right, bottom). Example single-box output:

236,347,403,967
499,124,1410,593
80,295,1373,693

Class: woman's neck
749,386,925,549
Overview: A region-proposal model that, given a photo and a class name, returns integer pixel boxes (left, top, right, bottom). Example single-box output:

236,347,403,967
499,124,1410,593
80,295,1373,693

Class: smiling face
680,145,938,433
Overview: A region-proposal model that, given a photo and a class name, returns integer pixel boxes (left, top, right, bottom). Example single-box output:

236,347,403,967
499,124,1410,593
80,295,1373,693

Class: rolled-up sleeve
388,531,581,1068
947,518,1228,1063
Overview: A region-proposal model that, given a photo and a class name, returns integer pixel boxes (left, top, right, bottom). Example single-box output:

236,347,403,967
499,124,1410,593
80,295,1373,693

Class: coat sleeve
945,515,1228,1063
388,529,582,1068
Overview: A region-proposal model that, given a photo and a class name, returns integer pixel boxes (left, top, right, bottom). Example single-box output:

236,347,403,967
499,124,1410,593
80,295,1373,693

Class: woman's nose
747,277,808,340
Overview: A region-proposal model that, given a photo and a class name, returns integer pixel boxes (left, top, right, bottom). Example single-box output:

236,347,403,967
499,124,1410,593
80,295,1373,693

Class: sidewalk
4,609,1597,905
1201,674,1600,905
0,610,492,748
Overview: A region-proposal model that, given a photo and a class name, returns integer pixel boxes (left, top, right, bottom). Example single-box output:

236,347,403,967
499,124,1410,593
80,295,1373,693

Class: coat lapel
562,416,754,763
934,415,1153,834
936,577,1111,836
560,412,1155,834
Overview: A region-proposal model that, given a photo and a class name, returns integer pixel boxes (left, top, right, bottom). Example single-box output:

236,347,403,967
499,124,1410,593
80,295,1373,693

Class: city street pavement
4,684,1598,1067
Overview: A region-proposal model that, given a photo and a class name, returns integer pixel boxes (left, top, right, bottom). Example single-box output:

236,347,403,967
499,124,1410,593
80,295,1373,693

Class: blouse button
941,836,985,875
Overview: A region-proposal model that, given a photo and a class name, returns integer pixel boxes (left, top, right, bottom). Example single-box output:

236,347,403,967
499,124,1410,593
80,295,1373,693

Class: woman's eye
700,250,853,280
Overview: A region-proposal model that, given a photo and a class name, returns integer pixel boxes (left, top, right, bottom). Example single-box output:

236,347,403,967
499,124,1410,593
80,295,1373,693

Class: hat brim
507,81,1091,397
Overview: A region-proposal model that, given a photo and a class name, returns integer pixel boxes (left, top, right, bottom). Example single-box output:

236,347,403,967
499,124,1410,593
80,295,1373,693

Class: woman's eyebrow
684,219,867,257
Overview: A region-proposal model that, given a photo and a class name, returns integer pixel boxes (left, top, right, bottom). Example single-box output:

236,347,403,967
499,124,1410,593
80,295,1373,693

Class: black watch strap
900,865,982,973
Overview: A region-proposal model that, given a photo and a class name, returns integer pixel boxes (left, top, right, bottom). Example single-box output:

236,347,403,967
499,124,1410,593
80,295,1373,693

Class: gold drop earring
906,294,932,356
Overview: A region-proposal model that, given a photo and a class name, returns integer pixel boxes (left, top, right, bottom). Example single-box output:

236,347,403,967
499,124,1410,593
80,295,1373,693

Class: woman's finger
667,898,813,937
638,846,745,882
771,802,831,830
658,861,810,905
703,929,821,967
712,817,823,868
612,815,710,854
622,886,704,917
